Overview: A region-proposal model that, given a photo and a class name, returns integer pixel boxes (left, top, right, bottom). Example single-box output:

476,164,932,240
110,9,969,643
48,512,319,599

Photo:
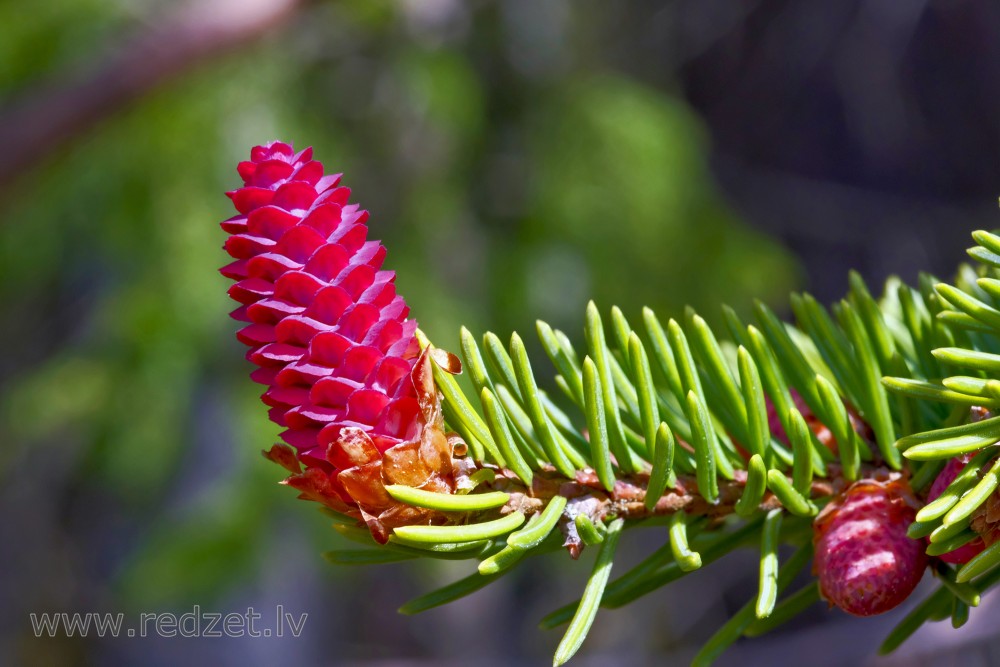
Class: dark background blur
3,1,1000,665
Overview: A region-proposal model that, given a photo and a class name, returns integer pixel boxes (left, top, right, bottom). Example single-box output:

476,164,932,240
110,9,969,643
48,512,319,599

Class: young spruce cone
219,141,461,541
813,474,928,616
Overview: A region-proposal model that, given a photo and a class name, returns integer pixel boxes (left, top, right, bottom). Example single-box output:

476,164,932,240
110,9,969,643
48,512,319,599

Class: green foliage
523,76,799,333
0,0,123,95
20,4,993,664
342,229,1000,665
3,5,804,635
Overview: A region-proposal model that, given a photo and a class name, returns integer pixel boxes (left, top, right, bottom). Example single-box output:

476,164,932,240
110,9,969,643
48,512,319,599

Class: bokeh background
3,1,1000,665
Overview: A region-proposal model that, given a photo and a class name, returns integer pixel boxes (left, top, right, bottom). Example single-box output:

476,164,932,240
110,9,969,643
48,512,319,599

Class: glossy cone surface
220,142,456,540
813,475,927,616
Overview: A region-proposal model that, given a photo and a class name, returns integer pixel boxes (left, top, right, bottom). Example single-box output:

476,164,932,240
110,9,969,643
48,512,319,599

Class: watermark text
29,606,307,639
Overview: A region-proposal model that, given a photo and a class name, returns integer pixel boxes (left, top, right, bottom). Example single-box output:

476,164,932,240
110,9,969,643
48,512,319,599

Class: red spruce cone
926,456,986,564
813,474,927,616
766,390,834,449
949,409,1000,550
764,389,872,456
219,141,460,541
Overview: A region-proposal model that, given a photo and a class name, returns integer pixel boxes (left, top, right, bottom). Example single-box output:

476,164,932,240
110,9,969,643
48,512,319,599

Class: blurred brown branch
0,0,301,200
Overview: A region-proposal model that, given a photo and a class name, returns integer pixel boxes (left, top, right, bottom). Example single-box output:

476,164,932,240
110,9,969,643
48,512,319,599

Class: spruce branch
218,141,1000,665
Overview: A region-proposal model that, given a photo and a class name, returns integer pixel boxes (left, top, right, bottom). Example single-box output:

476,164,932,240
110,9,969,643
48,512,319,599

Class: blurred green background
4,1,1000,666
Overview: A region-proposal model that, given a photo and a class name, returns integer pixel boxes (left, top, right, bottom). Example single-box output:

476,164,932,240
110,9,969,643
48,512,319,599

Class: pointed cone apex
222,141,460,539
